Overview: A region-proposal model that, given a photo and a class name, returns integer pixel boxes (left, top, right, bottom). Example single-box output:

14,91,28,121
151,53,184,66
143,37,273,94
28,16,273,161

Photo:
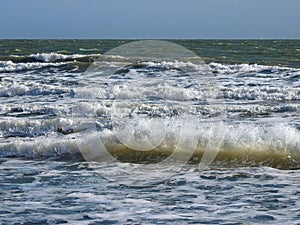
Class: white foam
30,53,71,62
0,82,69,97
0,136,79,158
226,103,300,114
0,60,69,72
79,48,99,51
29,52,103,62
222,86,300,101
223,123,300,153
0,117,73,138
143,60,208,71
209,62,296,75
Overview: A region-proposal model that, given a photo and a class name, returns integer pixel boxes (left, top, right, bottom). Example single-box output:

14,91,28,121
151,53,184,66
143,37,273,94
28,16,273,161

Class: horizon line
0,38,299,40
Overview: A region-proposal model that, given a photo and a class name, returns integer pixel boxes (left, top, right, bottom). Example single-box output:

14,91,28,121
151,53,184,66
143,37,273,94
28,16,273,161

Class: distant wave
0,60,71,72
1,52,300,74
29,52,101,62
0,53,99,63
0,53,128,72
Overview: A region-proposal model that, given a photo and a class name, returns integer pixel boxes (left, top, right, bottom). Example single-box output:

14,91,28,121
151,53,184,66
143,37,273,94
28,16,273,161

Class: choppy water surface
1,159,300,224
0,40,300,224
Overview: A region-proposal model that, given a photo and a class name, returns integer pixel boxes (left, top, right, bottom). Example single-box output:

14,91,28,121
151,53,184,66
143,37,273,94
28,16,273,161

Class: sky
0,0,299,39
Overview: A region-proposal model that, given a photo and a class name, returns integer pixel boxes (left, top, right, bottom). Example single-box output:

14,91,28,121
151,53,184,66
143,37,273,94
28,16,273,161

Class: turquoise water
0,40,300,224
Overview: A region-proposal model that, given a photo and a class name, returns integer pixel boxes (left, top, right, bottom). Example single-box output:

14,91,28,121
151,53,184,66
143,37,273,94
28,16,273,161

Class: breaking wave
0,119,299,169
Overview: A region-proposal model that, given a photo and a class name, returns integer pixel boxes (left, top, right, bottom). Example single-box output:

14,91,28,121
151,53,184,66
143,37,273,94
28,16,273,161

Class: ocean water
0,39,300,224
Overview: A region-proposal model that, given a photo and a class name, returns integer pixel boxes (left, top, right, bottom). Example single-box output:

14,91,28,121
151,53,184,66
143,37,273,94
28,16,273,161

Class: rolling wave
0,120,299,169
0,53,100,63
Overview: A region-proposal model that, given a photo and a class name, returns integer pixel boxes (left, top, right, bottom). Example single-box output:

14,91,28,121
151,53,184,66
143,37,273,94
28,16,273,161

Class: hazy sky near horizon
0,0,299,39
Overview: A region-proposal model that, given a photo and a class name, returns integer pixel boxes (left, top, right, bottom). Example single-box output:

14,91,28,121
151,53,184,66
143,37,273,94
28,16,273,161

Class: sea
0,39,299,224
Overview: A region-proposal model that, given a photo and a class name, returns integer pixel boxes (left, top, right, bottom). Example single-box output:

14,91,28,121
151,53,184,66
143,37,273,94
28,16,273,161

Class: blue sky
0,0,299,39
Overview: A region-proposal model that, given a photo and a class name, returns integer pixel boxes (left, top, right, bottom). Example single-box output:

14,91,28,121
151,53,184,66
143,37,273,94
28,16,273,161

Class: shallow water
1,159,300,224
